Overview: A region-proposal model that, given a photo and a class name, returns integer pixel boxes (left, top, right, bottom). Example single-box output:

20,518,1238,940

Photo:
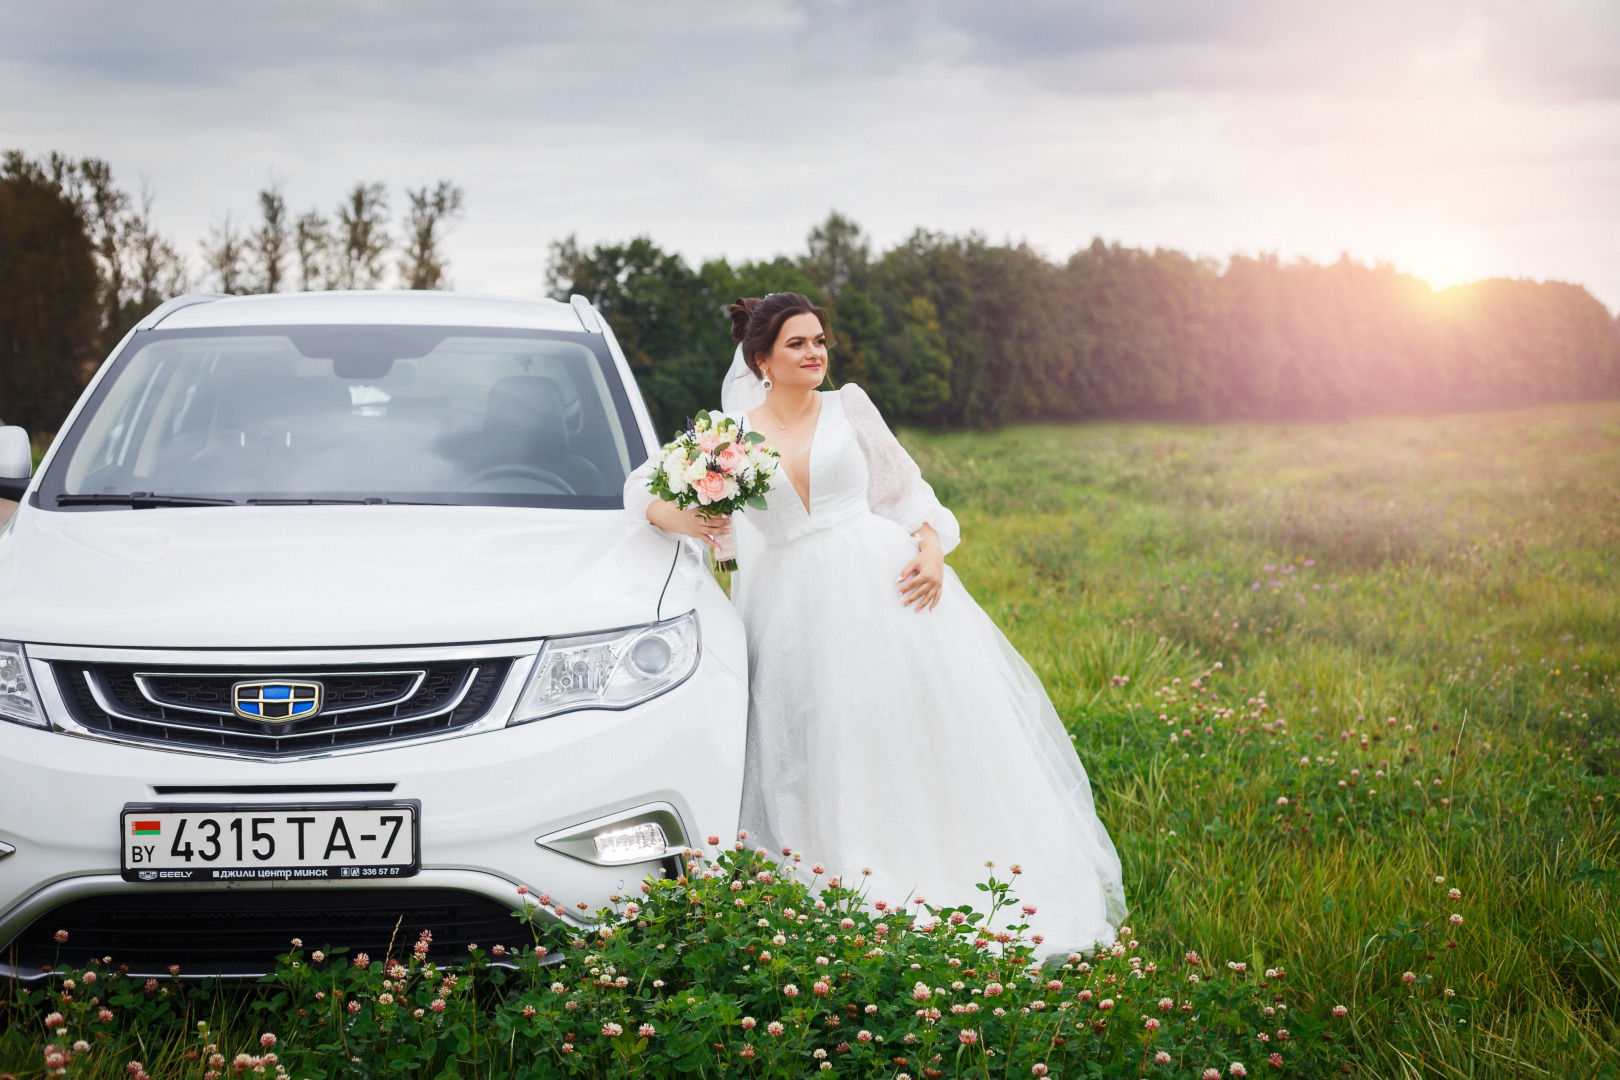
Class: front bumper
0,643,745,978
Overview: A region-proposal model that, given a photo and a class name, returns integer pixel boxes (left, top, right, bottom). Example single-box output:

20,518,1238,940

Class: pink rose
714,444,746,473
698,434,722,453
692,470,728,505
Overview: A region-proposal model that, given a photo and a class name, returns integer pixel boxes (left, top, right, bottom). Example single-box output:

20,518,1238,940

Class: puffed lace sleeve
622,454,682,540
840,383,961,555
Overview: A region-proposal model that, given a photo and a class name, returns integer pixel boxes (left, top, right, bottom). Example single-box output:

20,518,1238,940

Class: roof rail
569,294,604,332
135,293,230,331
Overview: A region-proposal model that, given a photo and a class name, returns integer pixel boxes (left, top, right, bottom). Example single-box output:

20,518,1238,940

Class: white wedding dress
624,377,1126,955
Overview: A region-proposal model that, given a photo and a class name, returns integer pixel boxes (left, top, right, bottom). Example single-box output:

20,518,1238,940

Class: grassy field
3,402,1616,1078
905,400,1620,1076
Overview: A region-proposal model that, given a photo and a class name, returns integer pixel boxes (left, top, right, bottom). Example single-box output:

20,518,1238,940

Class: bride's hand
646,500,731,550
898,526,944,611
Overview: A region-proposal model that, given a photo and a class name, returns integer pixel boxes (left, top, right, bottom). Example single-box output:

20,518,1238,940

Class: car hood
0,504,679,648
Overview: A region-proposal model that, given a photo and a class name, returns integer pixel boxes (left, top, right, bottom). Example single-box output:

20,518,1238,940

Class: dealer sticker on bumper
120,802,420,883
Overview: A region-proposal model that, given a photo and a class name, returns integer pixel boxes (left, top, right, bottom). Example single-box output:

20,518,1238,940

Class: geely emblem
232,680,323,722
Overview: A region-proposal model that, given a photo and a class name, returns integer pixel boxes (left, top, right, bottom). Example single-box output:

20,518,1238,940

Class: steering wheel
456,464,576,495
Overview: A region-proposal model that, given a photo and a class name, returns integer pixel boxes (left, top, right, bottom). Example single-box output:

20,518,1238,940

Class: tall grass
907,400,1620,1075
3,402,1616,1077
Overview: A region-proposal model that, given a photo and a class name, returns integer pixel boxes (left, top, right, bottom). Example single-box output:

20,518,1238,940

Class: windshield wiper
247,498,372,506
57,492,238,508
244,497,449,506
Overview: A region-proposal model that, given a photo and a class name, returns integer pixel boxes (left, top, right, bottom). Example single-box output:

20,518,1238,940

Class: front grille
4,888,530,977
53,659,513,756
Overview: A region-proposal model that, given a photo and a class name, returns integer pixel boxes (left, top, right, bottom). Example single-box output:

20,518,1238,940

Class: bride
625,292,1126,954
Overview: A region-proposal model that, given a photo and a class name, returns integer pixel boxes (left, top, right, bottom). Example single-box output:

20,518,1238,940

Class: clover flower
1229,1063,1247,1077
767,1021,784,1037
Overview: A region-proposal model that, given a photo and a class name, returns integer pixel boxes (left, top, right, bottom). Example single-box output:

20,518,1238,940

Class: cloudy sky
5,0,1618,307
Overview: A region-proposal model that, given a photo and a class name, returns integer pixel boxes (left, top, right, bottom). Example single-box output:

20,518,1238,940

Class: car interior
63,332,636,503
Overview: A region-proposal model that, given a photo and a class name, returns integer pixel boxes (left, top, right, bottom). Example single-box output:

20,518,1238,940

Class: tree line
4,148,1617,438
550,215,1620,436
0,150,463,432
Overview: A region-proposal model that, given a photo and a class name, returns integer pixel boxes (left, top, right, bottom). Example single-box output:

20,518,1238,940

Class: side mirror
0,426,32,502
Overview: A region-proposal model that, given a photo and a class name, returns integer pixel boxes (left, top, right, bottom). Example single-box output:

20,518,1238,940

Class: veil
720,344,767,414
718,343,766,593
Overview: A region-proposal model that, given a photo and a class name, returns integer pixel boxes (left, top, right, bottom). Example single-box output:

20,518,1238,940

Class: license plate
120,802,420,883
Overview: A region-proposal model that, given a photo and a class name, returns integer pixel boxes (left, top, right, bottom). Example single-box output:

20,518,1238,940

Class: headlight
0,641,46,728
509,612,700,725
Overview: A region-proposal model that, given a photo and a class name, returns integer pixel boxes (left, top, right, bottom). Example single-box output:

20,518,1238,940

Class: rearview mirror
0,426,32,501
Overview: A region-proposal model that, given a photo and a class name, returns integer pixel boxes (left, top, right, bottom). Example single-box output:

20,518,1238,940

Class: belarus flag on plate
131,820,161,836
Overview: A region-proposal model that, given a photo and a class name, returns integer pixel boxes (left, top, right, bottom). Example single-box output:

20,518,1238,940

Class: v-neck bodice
750,390,870,546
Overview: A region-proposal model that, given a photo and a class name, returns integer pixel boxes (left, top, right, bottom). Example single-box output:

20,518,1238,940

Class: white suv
0,291,746,978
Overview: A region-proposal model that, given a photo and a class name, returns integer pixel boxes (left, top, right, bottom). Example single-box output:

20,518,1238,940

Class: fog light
535,802,686,866
592,822,668,865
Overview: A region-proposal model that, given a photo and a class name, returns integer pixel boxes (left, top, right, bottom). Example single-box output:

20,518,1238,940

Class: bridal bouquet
646,411,778,571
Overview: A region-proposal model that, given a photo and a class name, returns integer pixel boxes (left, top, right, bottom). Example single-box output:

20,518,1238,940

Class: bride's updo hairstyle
728,292,833,377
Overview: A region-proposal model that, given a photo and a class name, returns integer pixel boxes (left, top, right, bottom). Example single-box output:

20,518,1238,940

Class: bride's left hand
898,526,945,611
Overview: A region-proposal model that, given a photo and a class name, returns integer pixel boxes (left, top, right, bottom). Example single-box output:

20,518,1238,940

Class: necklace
761,398,811,431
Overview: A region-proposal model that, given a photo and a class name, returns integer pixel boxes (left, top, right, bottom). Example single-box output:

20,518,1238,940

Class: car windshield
43,325,644,509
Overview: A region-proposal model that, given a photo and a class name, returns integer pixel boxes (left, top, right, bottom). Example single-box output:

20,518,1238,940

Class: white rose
661,451,691,492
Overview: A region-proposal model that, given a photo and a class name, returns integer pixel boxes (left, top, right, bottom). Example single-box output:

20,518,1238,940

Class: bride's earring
760,369,773,391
